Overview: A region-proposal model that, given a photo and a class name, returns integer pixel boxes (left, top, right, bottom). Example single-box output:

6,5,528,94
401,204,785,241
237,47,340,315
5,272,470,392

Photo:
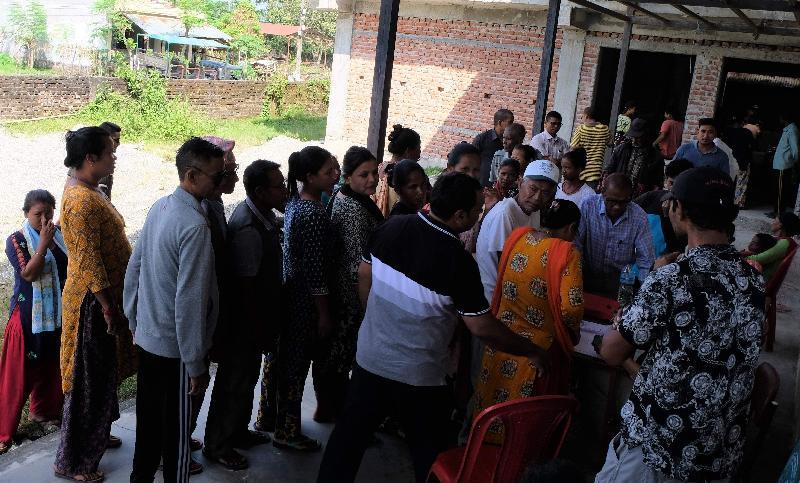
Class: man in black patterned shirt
597,167,765,482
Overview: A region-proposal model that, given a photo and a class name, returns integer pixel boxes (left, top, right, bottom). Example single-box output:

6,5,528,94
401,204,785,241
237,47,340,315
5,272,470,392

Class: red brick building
314,0,800,165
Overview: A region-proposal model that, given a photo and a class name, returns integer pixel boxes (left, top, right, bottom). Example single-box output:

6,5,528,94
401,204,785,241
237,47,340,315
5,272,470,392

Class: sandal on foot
106,435,122,449
272,434,322,452
190,458,204,475
253,421,275,433
53,469,105,482
190,438,204,452
233,430,271,449
202,449,249,471
0,441,10,455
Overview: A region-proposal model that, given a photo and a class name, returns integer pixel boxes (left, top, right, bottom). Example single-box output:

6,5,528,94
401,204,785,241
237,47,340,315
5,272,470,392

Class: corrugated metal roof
727,72,800,88
146,33,229,49
260,22,301,36
125,13,231,41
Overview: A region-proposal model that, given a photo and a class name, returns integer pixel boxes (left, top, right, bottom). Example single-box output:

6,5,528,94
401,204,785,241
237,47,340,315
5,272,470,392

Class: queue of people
0,102,793,483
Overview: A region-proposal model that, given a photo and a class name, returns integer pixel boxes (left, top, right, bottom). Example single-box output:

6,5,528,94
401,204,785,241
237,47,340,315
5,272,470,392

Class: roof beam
624,0,796,12
616,0,671,23
670,3,717,29
633,15,800,36
569,0,630,21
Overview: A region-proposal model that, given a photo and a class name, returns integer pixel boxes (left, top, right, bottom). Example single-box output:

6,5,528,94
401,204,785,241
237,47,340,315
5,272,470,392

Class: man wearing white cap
473,159,559,379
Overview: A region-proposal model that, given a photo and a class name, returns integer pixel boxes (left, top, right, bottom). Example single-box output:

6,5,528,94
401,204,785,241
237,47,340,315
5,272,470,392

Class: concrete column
325,11,354,143
552,29,586,140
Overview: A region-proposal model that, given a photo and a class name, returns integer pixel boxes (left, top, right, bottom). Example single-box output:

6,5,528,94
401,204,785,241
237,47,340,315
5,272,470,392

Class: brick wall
573,41,601,135
343,14,560,164
166,80,267,119
0,77,126,120
0,77,327,121
683,54,724,143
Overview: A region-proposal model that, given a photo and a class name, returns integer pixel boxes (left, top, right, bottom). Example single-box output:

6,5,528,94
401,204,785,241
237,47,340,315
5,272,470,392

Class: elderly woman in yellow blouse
473,199,584,443
53,126,135,483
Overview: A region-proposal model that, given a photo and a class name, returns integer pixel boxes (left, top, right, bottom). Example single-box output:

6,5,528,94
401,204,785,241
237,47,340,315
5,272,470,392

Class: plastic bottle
617,264,638,308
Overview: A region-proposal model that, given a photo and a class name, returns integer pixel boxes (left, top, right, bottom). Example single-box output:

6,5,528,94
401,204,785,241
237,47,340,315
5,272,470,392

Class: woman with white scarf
0,189,68,455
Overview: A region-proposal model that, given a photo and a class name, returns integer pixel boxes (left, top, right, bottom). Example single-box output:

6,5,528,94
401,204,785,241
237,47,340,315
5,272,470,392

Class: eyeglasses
191,165,226,186
604,197,632,207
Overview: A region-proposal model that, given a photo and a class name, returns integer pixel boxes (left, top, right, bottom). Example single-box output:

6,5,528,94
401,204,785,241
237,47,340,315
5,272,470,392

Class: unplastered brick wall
343,13,561,164
0,76,126,120
166,80,267,118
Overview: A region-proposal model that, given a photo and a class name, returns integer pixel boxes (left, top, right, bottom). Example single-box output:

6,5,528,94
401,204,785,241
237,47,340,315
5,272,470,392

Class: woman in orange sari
473,199,584,442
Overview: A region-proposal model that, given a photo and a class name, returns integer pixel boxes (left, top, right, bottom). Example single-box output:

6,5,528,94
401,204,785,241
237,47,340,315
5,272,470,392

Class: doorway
593,48,695,138
717,58,800,206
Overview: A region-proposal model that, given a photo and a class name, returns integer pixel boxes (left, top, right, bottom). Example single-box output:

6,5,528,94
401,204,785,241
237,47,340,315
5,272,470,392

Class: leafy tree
222,0,267,61
94,0,136,67
7,1,48,68
256,0,335,63
173,0,207,57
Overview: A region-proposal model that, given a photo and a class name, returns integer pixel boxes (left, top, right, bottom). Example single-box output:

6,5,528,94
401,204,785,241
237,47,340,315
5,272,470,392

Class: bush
263,74,330,118
78,66,212,142
262,74,289,118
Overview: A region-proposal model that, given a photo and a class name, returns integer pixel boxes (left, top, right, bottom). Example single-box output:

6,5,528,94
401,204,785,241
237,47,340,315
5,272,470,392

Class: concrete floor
0,208,796,482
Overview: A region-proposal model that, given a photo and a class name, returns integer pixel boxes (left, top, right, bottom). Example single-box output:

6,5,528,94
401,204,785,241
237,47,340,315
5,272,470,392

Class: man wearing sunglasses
124,137,226,483
530,110,570,165
574,173,654,299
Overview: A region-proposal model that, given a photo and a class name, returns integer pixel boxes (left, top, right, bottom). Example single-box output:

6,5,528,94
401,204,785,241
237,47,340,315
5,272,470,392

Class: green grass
0,53,54,76
4,112,327,158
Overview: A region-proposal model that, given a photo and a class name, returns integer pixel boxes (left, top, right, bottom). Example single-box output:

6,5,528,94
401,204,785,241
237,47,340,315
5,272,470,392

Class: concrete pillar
552,29,586,140
325,11,354,143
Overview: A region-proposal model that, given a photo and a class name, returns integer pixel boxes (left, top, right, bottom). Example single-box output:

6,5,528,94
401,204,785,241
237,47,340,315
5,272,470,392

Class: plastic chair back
455,395,578,483
765,241,797,298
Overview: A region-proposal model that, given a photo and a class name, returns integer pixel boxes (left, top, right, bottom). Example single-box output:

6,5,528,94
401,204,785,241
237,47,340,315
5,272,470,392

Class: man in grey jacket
124,137,225,483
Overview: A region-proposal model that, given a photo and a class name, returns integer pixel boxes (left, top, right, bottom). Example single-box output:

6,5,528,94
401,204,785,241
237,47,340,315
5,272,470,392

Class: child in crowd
489,123,526,184
556,148,595,208
494,157,520,199
387,159,428,217
446,142,482,180
511,144,539,171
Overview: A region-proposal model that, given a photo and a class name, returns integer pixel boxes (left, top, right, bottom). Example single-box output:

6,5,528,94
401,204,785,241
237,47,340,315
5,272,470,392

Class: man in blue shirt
674,118,730,175
772,111,799,216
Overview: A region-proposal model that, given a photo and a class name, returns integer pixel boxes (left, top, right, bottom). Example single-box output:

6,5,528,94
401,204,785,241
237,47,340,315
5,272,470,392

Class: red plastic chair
763,239,797,352
428,395,579,483
583,293,620,323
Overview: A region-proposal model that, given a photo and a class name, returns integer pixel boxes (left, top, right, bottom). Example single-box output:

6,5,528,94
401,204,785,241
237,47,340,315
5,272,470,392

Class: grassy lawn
3,112,327,159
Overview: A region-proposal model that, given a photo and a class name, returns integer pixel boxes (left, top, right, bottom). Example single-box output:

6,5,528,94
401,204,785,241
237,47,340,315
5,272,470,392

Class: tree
94,0,136,68
8,1,48,68
174,0,207,58
256,0,335,63
222,0,267,61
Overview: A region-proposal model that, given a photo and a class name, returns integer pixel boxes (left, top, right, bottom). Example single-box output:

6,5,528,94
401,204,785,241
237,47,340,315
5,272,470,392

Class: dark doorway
717,58,800,206
594,48,695,138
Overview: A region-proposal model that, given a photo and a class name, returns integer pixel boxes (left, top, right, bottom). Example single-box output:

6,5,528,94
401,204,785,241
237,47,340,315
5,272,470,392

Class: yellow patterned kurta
60,185,135,393
474,234,583,442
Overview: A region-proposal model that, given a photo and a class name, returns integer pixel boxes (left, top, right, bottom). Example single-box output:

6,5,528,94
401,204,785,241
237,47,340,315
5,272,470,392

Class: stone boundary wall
166,80,267,119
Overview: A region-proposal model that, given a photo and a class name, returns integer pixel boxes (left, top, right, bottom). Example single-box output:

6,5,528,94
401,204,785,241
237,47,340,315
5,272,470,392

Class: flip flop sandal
190,458,204,475
233,430,271,449
272,435,322,452
202,449,249,471
53,469,105,482
190,438,204,452
106,435,122,449
0,441,11,455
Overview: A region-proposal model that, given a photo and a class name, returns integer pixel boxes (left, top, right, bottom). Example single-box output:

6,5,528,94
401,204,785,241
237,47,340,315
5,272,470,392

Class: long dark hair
342,146,376,177
287,145,333,197
64,126,110,169
387,124,421,156
387,159,426,190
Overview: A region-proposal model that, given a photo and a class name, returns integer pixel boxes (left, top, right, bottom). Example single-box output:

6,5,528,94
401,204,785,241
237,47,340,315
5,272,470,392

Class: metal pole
533,0,561,135
608,7,634,136
366,0,401,161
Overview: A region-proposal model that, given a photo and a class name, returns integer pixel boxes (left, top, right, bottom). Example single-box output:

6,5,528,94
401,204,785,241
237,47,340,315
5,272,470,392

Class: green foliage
258,0,335,60
263,73,289,117
8,1,48,68
174,0,207,35
80,66,212,142
424,166,445,177
222,1,267,60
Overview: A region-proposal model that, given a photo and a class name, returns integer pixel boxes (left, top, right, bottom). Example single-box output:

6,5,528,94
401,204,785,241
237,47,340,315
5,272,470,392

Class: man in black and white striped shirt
318,173,548,483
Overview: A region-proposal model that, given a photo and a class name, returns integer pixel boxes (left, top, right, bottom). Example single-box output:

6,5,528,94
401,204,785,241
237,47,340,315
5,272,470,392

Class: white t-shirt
556,182,596,208
475,197,541,303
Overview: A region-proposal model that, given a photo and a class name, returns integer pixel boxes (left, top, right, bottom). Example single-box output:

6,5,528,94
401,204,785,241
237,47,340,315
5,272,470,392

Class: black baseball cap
665,167,734,207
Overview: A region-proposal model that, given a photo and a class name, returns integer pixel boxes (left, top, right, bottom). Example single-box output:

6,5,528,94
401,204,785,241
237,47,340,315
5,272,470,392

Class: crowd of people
0,101,797,483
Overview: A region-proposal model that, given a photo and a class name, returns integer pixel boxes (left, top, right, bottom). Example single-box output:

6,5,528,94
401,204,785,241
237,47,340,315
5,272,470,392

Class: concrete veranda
0,210,797,482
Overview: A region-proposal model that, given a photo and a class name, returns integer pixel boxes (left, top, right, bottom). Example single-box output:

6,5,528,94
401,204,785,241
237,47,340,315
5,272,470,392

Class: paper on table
575,320,612,359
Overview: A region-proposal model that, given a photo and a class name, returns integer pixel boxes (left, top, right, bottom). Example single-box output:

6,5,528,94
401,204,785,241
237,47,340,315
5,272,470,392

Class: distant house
0,0,105,69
